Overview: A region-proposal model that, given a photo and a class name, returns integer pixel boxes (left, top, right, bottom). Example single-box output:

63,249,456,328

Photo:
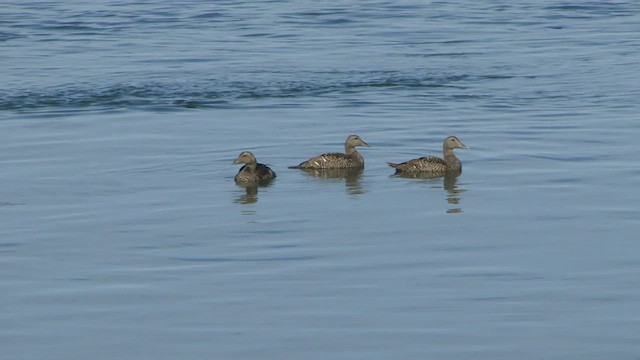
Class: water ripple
0,31,24,41
171,255,318,263
2,72,506,111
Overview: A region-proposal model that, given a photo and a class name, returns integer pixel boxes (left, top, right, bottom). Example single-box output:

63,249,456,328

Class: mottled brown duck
289,135,369,169
388,136,468,173
233,151,276,183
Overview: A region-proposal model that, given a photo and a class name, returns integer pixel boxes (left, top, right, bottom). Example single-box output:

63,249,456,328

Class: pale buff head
344,134,370,154
443,136,468,151
233,151,257,166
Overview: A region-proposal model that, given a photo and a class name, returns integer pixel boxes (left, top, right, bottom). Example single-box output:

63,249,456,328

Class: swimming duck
233,151,276,183
289,135,369,169
388,136,468,173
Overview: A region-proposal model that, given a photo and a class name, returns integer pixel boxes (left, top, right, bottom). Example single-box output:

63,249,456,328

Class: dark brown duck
233,151,276,183
289,135,369,169
388,136,468,173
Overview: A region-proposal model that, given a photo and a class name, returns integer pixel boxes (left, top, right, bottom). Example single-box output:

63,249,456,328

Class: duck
233,151,276,183
388,136,468,173
289,135,369,169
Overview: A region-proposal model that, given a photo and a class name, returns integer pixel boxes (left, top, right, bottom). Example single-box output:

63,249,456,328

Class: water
2,1,640,359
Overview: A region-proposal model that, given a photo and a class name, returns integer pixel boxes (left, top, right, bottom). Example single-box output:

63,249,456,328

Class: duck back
235,163,276,183
291,151,364,169
388,156,450,173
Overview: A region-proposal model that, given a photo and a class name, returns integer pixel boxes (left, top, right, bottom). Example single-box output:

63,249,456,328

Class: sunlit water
2,1,640,359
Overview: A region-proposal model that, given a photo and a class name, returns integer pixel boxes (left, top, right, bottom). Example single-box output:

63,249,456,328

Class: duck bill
361,140,370,147
459,142,469,149
232,157,242,164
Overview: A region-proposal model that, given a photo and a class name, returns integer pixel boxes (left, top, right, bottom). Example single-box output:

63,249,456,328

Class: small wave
1,72,507,112
0,31,24,42
544,3,636,17
190,12,225,20
0,202,25,206
171,255,318,263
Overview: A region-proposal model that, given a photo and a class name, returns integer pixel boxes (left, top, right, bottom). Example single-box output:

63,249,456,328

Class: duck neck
245,162,257,172
345,145,357,156
443,147,460,169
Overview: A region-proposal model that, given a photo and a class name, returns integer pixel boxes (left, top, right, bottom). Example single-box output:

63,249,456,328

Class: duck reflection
233,181,274,205
299,168,365,196
234,184,258,205
392,170,465,213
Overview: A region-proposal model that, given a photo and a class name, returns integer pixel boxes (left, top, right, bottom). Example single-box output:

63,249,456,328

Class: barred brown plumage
289,135,370,169
233,151,276,183
388,136,467,174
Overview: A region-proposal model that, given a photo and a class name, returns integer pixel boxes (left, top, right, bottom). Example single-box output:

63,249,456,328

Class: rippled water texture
2,1,640,359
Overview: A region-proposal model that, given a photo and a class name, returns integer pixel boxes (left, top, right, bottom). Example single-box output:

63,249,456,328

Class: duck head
444,136,468,150
345,134,370,148
233,151,257,165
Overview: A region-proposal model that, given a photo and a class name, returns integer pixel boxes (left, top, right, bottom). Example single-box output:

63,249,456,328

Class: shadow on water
392,170,466,213
297,168,365,197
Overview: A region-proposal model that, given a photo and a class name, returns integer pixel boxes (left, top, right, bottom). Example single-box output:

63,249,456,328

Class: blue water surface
2,1,640,359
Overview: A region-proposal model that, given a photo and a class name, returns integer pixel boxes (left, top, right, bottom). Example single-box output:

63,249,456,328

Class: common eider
289,135,369,169
388,136,468,173
233,151,276,183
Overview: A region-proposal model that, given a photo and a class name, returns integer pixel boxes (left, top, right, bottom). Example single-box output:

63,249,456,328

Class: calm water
2,1,640,359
